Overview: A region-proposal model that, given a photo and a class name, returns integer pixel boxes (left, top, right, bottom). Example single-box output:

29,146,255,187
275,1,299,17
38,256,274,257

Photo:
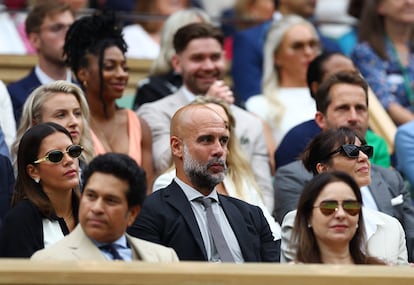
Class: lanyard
386,36,414,105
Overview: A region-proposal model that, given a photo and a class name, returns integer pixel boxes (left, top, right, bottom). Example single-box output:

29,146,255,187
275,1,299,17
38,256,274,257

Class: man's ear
28,32,40,51
171,54,181,74
315,111,327,130
127,205,140,226
170,136,183,159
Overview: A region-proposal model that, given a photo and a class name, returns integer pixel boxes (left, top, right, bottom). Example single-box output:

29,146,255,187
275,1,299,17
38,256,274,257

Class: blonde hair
150,8,211,75
262,15,318,127
12,81,94,169
190,96,262,201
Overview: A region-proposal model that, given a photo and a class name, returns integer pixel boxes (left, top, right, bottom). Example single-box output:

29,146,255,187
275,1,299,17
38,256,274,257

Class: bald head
171,104,229,138
170,104,230,195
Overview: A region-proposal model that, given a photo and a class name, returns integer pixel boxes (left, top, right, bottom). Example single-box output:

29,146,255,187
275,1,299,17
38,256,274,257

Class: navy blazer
0,154,14,225
7,68,41,124
128,181,280,262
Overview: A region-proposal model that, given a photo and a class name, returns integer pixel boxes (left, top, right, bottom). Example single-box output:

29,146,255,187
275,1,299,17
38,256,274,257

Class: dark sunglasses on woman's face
34,145,83,164
314,200,361,216
327,144,374,159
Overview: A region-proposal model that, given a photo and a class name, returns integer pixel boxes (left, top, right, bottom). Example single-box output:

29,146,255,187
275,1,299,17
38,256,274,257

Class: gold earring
83,81,88,88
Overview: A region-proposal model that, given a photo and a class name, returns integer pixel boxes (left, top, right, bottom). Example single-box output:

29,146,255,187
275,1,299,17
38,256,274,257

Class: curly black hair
63,11,128,117
64,11,127,76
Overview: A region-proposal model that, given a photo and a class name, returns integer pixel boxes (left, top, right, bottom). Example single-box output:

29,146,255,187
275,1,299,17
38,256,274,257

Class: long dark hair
12,122,79,218
292,171,384,264
63,11,127,117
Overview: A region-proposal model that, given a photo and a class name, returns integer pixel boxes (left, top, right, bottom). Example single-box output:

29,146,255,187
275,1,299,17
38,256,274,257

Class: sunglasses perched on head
34,145,83,164
314,200,361,216
327,144,373,159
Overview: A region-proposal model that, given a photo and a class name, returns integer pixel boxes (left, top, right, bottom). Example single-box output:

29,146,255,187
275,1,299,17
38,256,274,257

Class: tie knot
197,197,213,208
99,243,123,260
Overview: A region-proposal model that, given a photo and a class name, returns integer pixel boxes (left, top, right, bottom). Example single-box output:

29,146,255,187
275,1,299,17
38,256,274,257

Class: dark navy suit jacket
7,68,41,124
128,181,280,262
275,119,320,170
0,154,15,226
231,20,341,103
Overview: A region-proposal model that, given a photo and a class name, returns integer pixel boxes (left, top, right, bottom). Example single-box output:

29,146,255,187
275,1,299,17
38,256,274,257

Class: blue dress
351,40,414,111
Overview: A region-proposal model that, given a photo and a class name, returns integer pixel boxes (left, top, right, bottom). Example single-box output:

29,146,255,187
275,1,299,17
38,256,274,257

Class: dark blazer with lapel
273,160,414,260
7,68,41,123
128,181,280,262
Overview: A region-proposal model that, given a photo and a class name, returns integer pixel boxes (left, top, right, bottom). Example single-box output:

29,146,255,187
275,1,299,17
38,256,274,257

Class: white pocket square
391,194,404,206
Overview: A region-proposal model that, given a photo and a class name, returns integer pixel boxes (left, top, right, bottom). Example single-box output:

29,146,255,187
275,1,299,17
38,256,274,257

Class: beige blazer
280,208,408,265
31,225,179,262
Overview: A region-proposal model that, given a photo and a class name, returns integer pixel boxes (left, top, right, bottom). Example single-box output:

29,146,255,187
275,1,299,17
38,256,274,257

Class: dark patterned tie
198,197,235,262
99,244,124,260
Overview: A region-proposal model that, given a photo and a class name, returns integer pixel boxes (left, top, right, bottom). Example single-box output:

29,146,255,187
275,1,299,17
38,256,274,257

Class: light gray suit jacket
31,225,179,261
137,87,274,211
273,160,414,260
281,208,408,265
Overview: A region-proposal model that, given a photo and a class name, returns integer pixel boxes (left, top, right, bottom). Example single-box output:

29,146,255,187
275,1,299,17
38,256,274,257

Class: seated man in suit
129,104,280,262
32,153,179,261
7,1,76,124
275,52,390,170
138,22,274,212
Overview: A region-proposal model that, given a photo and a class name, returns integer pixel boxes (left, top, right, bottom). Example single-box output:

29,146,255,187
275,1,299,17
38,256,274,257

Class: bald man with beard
128,104,280,262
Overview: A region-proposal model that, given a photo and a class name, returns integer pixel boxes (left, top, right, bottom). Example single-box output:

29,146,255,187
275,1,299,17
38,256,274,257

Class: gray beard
183,145,226,190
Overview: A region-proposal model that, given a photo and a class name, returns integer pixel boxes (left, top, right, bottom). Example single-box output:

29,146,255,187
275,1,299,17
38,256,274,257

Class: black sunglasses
327,144,373,159
34,145,83,164
314,200,361,216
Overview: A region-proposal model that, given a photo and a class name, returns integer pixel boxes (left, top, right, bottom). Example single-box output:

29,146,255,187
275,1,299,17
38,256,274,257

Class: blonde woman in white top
245,15,321,143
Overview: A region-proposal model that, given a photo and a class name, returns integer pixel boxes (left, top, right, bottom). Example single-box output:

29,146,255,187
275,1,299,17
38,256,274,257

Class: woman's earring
83,81,88,88
33,177,40,183
307,223,312,228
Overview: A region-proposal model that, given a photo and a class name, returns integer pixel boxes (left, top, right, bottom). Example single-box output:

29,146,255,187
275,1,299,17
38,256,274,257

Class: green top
365,130,391,168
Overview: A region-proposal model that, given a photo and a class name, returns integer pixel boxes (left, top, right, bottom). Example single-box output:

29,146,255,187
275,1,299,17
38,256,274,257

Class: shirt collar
181,86,196,103
174,177,219,203
91,234,129,249
34,65,72,85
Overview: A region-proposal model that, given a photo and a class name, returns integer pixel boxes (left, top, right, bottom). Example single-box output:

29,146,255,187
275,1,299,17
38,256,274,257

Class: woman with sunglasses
291,171,386,264
11,81,94,172
0,122,82,257
281,127,408,264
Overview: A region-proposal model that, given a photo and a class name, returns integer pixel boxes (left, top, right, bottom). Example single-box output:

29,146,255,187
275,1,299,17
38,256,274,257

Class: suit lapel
219,195,256,261
369,167,394,216
164,181,208,259
68,226,107,260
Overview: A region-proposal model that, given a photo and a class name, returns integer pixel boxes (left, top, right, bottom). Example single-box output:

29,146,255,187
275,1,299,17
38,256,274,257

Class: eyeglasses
327,144,373,159
290,39,321,52
314,200,361,216
34,145,83,164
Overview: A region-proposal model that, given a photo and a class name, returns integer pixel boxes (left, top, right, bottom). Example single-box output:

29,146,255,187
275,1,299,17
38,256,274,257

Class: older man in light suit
137,23,274,211
32,153,178,261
